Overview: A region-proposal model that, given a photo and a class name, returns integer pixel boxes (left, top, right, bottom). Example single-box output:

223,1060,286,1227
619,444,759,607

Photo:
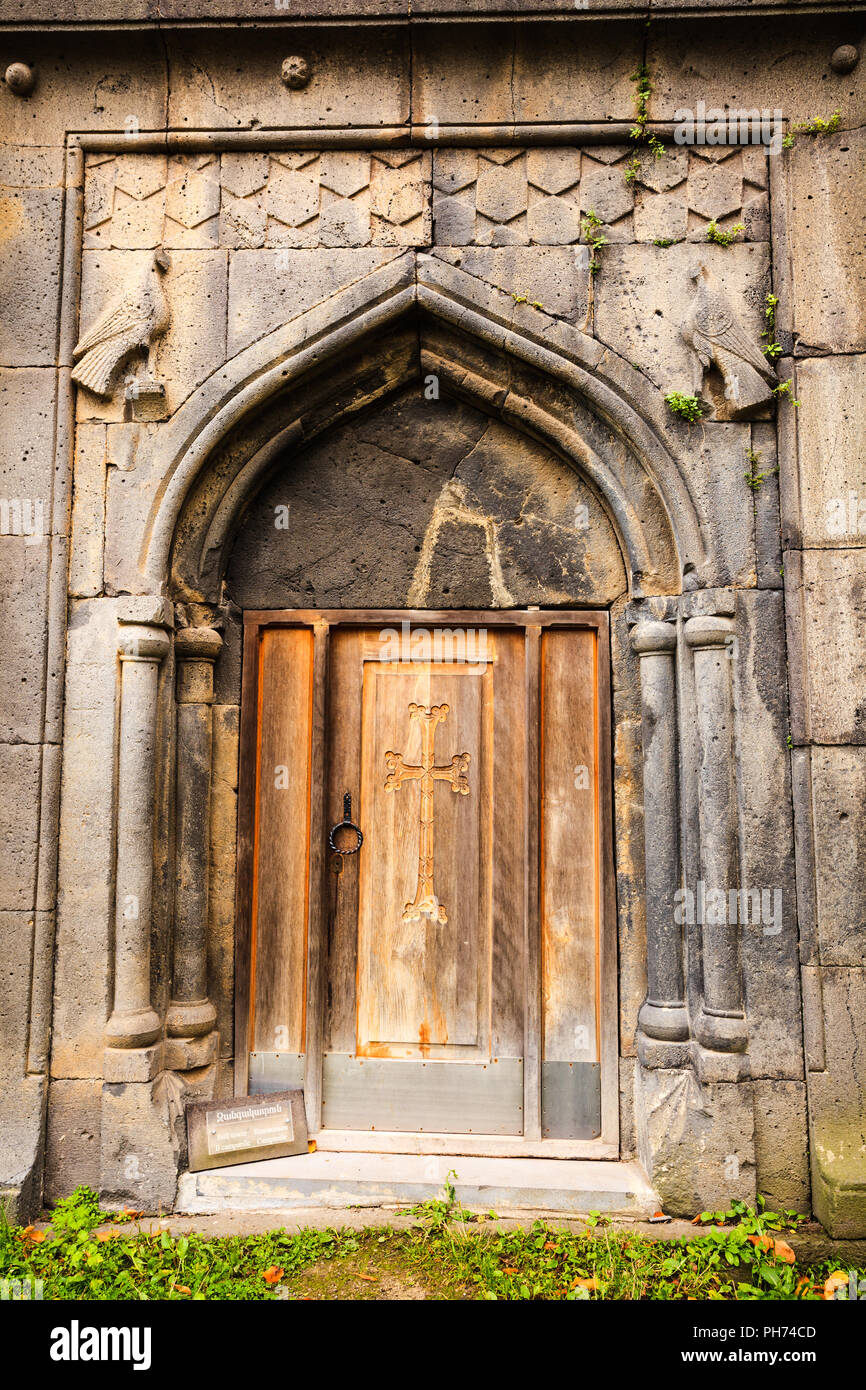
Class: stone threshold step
176,1153,659,1216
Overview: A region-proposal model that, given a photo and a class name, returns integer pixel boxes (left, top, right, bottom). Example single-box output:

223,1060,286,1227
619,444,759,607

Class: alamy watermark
378,620,489,674
674,102,784,156
675,880,782,936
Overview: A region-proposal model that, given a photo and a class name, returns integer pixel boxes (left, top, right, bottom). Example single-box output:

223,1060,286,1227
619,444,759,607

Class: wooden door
236,612,615,1150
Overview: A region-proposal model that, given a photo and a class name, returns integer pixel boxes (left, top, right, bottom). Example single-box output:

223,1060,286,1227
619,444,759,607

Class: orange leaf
747,1233,773,1251
824,1271,849,1300
173,1283,192,1295
356,1272,377,1282
653,1211,665,1219
19,1225,45,1243
503,1266,519,1275
96,1231,120,1242
772,1238,796,1264
307,1140,317,1153
544,1242,557,1252
263,1266,284,1284
572,1277,597,1291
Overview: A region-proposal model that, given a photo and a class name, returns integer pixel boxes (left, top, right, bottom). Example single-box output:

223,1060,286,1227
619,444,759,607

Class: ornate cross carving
384,702,470,924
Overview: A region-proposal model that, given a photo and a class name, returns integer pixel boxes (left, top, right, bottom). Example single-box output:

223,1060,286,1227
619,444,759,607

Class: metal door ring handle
328,791,363,855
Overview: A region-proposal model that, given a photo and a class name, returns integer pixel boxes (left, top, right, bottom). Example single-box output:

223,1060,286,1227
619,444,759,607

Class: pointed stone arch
134,252,708,604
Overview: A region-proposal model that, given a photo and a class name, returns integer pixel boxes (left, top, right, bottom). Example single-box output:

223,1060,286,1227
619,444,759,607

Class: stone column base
635,1062,756,1217
100,1065,218,1211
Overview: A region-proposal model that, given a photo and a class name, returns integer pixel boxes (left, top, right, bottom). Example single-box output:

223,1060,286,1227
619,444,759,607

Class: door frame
235,609,619,1158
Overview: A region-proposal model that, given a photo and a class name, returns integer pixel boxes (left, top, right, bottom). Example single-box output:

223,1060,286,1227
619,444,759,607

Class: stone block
0,744,41,910
433,246,588,325
794,549,866,744
733,590,803,1079
69,423,107,597
0,536,51,744
226,248,401,357
808,967,866,1237
44,1079,102,1206
0,912,35,1074
51,599,118,1077
100,1075,183,1212
166,27,409,132
635,1065,757,1217
753,1080,811,1213
0,35,167,148
810,747,866,966
789,354,866,548
789,130,866,353
0,188,63,366
103,1045,162,1083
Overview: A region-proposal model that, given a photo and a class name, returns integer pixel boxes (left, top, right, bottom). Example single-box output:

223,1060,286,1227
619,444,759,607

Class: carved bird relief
681,264,776,420
72,248,172,398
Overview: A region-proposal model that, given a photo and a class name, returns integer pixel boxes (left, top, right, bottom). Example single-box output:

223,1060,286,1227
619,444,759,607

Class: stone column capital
175,626,223,664
117,623,171,663
684,614,735,650
630,618,677,656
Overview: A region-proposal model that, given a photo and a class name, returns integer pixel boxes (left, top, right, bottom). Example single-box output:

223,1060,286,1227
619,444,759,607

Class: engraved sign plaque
186,1089,308,1173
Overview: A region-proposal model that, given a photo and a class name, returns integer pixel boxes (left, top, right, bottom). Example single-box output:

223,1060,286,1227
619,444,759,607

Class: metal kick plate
541,1061,601,1139
321,1055,524,1134
248,1052,305,1095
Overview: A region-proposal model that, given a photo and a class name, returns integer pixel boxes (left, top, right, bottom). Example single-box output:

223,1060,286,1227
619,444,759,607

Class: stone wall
0,5,863,1230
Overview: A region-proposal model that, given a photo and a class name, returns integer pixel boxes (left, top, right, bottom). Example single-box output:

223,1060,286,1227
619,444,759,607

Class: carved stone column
631,618,689,1062
165,626,221,1069
105,618,171,1052
684,615,748,1066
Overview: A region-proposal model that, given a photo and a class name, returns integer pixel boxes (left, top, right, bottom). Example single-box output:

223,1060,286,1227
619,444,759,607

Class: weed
706,219,745,247
665,392,705,423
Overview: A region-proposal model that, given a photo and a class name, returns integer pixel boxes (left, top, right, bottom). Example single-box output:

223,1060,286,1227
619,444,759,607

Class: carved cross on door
384,702,471,924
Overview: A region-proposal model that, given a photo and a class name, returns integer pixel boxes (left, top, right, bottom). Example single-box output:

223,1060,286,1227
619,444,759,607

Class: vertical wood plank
595,615,619,1145
303,621,330,1133
252,627,314,1055
541,628,599,1062
524,624,542,1140
491,630,526,1059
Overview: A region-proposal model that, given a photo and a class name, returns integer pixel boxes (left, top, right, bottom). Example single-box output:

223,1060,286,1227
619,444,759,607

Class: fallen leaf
96,1231,120,1242
503,1266,519,1275
263,1266,284,1284
747,1233,773,1250
824,1271,849,1300
356,1272,377,1282
19,1225,45,1243
172,1283,192,1295
544,1242,557,1252
772,1238,796,1264
572,1277,597,1291
307,1140,317,1153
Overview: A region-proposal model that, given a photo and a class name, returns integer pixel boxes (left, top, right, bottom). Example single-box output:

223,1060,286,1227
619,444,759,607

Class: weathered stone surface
100,1076,182,1212
226,386,627,610
789,131,866,354
809,747,866,966
807,968,866,1237
209,704,239,1057
635,1065,757,1216
52,600,119,1078
434,246,588,324
69,424,107,598
595,242,771,397
226,248,402,357
0,188,63,366
44,1079,102,1205
732,590,803,1079
794,549,866,744
789,354,866,548
753,1080,811,1213
0,745,41,910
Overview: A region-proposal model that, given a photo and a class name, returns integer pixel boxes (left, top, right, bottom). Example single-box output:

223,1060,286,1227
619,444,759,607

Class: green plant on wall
744,447,779,493
706,219,745,247
782,110,842,148
664,392,705,424
772,378,800,407
581,210,608,277
626,63,665,184
762,293,783,360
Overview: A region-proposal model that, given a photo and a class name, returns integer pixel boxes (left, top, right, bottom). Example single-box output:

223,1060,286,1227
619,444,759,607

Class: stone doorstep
174,1154,659,1217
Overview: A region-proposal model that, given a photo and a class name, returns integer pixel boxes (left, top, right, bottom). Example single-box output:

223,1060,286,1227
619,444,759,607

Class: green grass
2,1187,862,1302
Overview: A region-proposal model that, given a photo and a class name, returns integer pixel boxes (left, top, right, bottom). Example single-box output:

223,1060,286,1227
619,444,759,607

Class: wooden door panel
357,660,490,1058
250,627,313,1055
